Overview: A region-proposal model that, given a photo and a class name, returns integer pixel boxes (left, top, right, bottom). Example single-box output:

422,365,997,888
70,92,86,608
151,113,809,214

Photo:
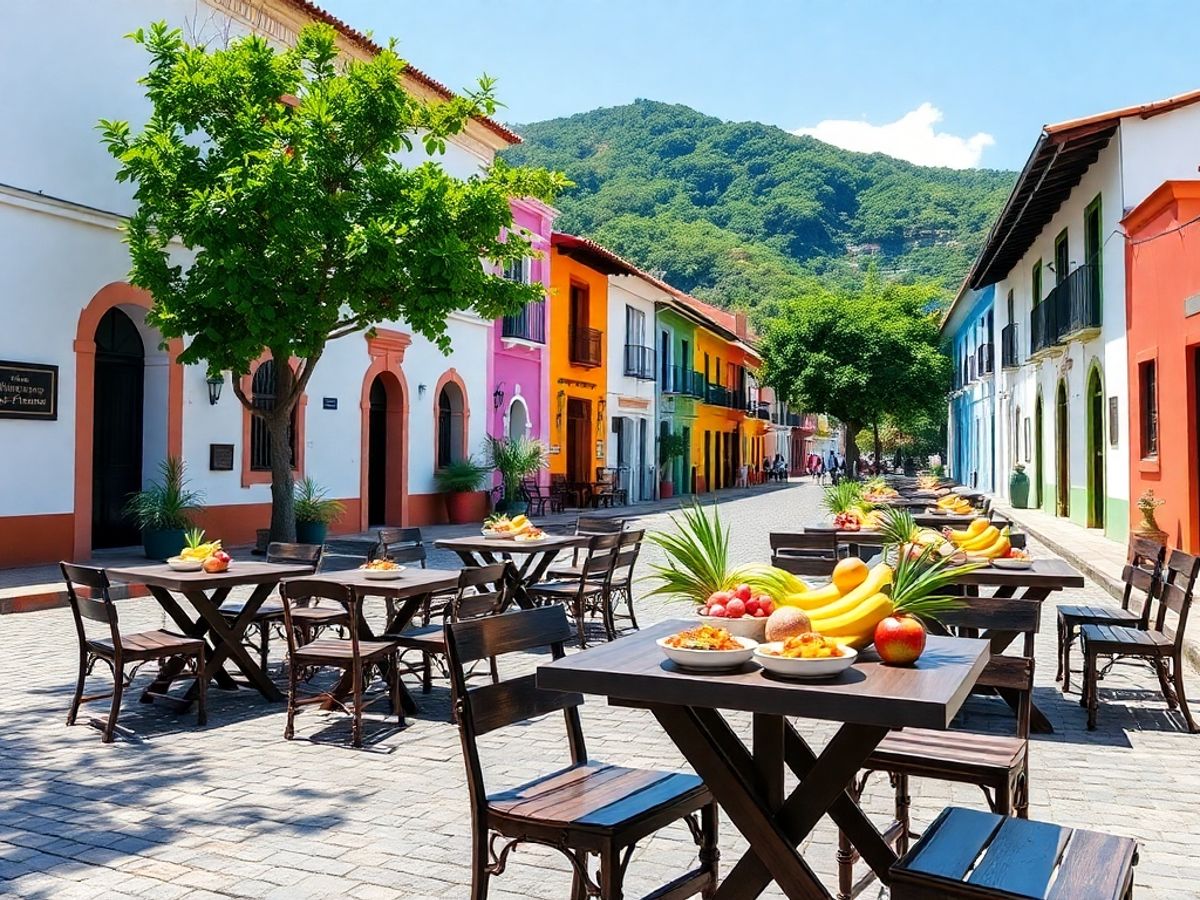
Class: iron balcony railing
500,300,546,344
1030,264,1101,354
786,413,802,427
977,343,994,376
706,384,731,408
1001,323,1019,369
661,366,705,397
750,401,770,420
623,344,656,381
568,326,603,367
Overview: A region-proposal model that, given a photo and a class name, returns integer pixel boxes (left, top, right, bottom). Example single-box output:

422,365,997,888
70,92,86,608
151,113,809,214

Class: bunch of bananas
942,518,1011,559
779,562,894,649
179,527,222,561
936,494,974,515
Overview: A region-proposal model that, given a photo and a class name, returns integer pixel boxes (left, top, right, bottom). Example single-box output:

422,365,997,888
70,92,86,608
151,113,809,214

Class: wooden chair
1081,547,1200,732
521,479,562,516
443,606,719,899
548,515,626,579
375,527,426,567
388,563,509,695
592,468,617,509
530,532,623,647
1056,536,1164,691
218,542,326,671
889,806,1137,899
769,530,846,577
317,539,379,573
837,594,1040,900
550,473,580,510
606,529,646,633
61,562,206,743
279,579,403,748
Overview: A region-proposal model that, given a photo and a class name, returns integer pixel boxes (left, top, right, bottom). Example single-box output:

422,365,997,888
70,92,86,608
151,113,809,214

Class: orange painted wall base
0,514,75,567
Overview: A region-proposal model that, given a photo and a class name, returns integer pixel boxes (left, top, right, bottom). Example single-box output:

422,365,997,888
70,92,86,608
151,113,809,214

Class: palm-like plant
123,457,203,531
645,501,734,606
876,507,919,549
821,480,867,516
889,545,980,623
486,435,548,503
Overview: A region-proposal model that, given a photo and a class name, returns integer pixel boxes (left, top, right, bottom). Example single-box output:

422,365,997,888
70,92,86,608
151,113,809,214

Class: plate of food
166,556,204,572
755,633,857,679
992,549,1033,570
513,527,548,543
657,626,758,673
482,514,537,540
360,559,406,580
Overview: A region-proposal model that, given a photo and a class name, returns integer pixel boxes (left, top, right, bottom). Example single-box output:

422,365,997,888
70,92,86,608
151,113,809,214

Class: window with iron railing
501,300,546,343
249,360,296,471
623,344,656,380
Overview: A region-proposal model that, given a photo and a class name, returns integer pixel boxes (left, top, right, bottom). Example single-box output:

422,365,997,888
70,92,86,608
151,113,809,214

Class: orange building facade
1124,180,1200,551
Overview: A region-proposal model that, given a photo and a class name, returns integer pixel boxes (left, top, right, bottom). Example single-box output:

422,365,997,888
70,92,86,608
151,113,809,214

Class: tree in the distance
101,22,566,540
758,279,950,473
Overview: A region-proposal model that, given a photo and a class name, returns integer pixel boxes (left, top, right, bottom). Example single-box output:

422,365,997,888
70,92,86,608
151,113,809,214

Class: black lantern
206,373,224,406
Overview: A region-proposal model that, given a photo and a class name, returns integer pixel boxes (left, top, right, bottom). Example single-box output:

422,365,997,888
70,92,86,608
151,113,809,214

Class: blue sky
321,1,1200,171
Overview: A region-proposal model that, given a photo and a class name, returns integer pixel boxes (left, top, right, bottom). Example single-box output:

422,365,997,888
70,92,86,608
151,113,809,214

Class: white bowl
656,634,758,673
754,643,858,680
991,557,1032,570
481,529,516,540
167,557,203,572
697,612,767,641
361,566,406,580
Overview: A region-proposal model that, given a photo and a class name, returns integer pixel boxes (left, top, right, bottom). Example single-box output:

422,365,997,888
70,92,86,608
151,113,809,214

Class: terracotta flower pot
659,480,674,500
445,490,486,525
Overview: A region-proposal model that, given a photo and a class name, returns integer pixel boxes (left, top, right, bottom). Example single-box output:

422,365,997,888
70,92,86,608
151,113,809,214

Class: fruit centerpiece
932,493,975,516
482,513,545,541
822,481,879,531
861,477,899,504
168,528,230,573
940,517,1015,561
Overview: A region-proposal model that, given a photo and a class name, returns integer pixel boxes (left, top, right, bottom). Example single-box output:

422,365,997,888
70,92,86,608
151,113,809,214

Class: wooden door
1034,396,1044,509
566,398,591,485
1056,381,1070,517
1087,369,1105,528
92,308,144,548
368,375,388,525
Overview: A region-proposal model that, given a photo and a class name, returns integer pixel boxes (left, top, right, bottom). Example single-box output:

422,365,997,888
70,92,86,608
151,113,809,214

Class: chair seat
546,565,584,579
891,806,1137,899
1080,624,1172,654
292,637,398,663
219,599,285,621
869,728,1026,778
489,761,708,834
1058,604,1139,627
88,630,203,660
390,624,445,651
288,606,350,625
530,580,603,597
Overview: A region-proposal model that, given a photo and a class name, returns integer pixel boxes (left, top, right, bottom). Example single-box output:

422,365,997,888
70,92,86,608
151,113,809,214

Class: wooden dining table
434,534,587,608
539,620,990,899
106,560,313,708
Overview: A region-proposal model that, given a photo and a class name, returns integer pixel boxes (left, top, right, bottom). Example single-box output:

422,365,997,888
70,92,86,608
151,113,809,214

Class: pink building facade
488,198,556,482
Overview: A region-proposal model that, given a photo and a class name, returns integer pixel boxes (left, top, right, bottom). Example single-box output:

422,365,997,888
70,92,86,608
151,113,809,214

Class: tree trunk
843,420,861,477
873,422,882,472
268,410,296,543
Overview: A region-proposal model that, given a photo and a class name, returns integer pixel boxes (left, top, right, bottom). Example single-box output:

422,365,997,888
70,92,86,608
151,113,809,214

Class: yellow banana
780,582,842,610
810,592,894,637
958,525,999,551
973,530,1011,559
798,564,891,620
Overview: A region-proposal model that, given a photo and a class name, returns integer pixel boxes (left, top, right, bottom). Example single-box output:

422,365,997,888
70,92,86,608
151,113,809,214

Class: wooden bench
890,806,1137,899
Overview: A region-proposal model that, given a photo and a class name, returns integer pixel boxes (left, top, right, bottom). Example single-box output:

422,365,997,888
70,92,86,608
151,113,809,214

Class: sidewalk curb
998,503,1200,675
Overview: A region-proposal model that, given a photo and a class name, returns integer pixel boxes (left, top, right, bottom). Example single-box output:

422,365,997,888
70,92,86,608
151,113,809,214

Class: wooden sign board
209,443,235,471
0,360,58,420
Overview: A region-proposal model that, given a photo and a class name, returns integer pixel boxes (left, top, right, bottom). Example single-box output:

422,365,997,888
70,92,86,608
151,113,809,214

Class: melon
765,607,813,643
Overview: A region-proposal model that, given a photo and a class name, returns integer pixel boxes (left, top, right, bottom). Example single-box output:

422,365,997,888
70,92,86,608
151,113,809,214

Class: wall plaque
0,360,57,420
322,397,338,410
209,443,235,471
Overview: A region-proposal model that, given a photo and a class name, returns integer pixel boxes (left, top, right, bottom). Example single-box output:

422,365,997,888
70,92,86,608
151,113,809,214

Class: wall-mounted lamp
206,373,224,406
493,383,505,410
418,383,427,398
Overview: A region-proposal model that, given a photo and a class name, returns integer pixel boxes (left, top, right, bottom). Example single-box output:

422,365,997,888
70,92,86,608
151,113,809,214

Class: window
249,360,296,471
625,305,646,347
1139,359,1158,458
503,257,531,284
436,382,466,469
1007,289,1014,325
1032,261,1043,306
1054,229,1069,285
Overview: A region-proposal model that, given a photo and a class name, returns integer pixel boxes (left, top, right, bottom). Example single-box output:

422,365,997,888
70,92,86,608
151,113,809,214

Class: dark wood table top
538,620,990,731
308,566,460,597
435,535,587,553
950,557,1084,589
106,560,313,591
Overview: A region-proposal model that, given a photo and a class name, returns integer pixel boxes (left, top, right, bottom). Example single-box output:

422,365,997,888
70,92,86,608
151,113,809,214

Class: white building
606,274,662,503
0,0,521,566
954,90,1200,543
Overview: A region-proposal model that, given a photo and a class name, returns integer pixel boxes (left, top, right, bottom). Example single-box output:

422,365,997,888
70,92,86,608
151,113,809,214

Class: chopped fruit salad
664,625,744,652
361,559,402,571
763,632,846,659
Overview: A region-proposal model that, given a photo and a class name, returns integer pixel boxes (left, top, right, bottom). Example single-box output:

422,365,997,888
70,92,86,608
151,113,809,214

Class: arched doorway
507,397,528,441
366,372,405,526
1034,394,1044,509
92,308,144,548
1056,380,1070,518
436,379,466,469
1086,366,1105,528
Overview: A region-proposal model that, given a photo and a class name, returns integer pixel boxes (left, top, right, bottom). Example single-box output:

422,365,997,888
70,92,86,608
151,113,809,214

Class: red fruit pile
833,512,861,532
699,584,776,619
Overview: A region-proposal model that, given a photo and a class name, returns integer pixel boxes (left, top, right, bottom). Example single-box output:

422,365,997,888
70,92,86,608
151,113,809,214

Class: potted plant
658,431,689,499
294,477,344,544
487,435,548,516
123,457,204,560
434,456,491,524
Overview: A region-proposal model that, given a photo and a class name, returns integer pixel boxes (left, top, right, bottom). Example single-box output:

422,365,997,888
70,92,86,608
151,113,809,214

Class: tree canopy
758,279,951,467
101,21,566,538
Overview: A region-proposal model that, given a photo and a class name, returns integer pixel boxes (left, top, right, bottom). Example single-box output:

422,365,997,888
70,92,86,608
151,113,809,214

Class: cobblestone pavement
2,481,1198,899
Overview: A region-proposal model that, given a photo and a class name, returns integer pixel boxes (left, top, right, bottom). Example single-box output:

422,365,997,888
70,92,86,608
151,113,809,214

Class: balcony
568,326,602,367
1030,264,1101,357
705,384,731,408
623,344,656,381
1001,323,1019,369
750,402,770,420
661,366,704,397
976,343,993,376
787,413,802,428
500,301,546,344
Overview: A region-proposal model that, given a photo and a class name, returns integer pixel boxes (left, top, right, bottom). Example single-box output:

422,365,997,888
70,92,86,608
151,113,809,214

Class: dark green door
92,308,144,548
1088,370,1105,528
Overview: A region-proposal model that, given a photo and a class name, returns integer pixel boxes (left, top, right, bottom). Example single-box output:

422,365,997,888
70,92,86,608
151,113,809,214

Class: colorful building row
0,0,809,568
943,88,1200,549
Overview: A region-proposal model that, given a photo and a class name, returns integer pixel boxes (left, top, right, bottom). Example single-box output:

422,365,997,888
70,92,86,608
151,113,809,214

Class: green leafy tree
101,22,566,539
758,279,950,472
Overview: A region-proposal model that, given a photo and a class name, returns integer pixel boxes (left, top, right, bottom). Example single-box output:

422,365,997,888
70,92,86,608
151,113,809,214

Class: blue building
943,284,996,492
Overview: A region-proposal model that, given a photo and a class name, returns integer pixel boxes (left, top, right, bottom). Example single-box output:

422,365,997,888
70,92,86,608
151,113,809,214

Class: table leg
324,595,424,714
141,586,238,707
184,584,283,702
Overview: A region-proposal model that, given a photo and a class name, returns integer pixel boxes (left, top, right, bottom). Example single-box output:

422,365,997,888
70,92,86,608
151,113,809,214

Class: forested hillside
504,100,1015,311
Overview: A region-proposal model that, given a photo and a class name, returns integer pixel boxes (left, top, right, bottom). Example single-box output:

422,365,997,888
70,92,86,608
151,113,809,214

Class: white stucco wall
606,276,660,502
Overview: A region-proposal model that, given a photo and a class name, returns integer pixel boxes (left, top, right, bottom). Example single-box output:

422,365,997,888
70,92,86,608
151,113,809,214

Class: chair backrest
60,562,121,650
266,542,323,570
448,563,511,622
769,531,841,577
376,527,424,566
582,531,624,582
610,529,645,584
1149,548,1200,642
316,539,377,573
939,596,1040,739
521,479,544,500
575,515,624,535
444,606,586,823
279,579,360,654
1122,536,1165,615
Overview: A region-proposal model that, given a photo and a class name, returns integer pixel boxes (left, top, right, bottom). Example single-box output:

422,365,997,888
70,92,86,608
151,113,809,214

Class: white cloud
792,102,994,169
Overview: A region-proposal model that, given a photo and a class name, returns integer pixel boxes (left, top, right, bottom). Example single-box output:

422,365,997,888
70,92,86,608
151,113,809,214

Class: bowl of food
755,633,857,680
166,556,204,572
513,527,548,543
657,626,758,673
360,559,406,580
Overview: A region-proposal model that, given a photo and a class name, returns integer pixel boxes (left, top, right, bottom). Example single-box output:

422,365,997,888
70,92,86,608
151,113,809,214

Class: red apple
726,598,746,618
874,614,926,666
745,597,760,615
708,604,727,618
733,584,752,602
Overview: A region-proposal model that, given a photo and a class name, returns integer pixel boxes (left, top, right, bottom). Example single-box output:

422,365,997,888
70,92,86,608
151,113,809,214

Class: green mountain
504,100,1016,311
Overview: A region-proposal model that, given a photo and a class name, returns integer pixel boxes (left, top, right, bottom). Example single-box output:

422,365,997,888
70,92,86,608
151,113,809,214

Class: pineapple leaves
889,544,982,623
